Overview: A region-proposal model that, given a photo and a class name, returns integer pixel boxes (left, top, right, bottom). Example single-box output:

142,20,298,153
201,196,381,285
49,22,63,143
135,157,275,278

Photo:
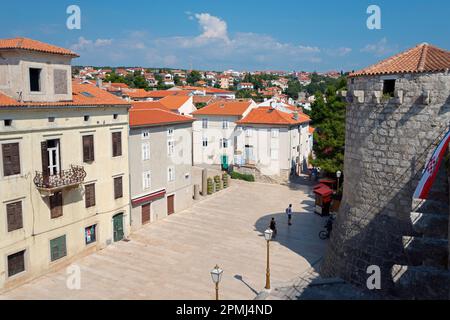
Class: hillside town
0,34,449,302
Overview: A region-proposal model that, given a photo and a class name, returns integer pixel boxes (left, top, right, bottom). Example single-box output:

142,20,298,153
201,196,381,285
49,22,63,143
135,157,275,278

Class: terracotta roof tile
0,82,129,107
0,37,79,57
193,100,253,116
237,107,310,126
159,95,191,111
130,102,193,127
350,43,450,77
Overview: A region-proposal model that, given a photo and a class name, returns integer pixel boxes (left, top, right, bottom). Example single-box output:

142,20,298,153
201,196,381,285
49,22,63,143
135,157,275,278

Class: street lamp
264,229,273,290
336,170,342,192
210,265,223,300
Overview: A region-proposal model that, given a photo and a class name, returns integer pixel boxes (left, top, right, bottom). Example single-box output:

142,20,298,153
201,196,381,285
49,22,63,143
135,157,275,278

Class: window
221,139,229,149
271,149,279,160
383,79,396,97
29,68,41,92
202,137,208,148
53,69,68,94
142,142,150,161
84,115,90,122
7,201,23,232
246,128,253,137
2,143,21,176
4,119,12,126
8,250,25,277
85,184,96,208
113,114,119,120
85,225,96,245
222,120,229,129
168,167,175,182
167,128,174,137
83,135,95,162
114,177,123,199
50,235,67,262
112,132,122,157
48,117,55,123
50,192,63,219
141,130,150,139
202,118,208,129
168,140,175,157
143,171,151,190
271,129,279,138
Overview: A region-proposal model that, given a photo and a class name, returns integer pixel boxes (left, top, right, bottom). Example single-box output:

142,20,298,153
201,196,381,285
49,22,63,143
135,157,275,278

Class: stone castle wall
321,71,450,292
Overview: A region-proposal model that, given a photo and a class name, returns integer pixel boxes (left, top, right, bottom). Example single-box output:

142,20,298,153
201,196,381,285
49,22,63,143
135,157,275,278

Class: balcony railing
34,165,87,192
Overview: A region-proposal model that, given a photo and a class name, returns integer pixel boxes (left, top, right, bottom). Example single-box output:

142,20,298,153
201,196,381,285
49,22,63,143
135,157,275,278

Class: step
410,212,449,238
412,198,449,215
392,264,450,300
403,236,448,268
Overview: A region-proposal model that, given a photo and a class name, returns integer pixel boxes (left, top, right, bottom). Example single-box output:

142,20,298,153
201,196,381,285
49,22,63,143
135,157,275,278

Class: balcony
34,165,87,194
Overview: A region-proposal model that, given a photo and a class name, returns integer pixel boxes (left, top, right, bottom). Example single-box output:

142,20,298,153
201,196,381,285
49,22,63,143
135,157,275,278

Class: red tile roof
0,37,79,57
130,102,193,127
126,89,191,99
309,127,316,134
350,43,450,77
0,82,129,107
159,95,191,111
193,100,253,116
237,107,310,126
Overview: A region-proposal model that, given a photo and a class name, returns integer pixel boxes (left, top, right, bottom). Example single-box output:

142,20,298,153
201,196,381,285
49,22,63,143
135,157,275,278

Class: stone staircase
392,198,450,299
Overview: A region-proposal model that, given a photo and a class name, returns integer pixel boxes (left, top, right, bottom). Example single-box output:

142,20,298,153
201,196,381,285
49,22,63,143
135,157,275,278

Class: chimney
96,78,103,88
293,111,299,121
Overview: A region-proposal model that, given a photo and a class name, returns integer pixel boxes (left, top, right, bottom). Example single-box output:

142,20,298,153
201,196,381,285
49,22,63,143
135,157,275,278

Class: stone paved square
0,180,327,300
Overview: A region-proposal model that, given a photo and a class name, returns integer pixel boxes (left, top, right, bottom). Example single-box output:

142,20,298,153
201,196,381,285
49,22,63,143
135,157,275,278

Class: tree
187,71,202,85
310,85,346,174
285,79,302,100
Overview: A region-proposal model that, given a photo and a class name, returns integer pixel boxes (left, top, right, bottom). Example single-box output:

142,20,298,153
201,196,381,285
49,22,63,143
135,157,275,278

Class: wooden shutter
50,192,63,219
2,143,20,176
112,132,122,157
83,135,95,162
114,177,123,199
50,235,67,261
7,201,23,232
7,250,25,277
41,141,50,176
85,184,96,208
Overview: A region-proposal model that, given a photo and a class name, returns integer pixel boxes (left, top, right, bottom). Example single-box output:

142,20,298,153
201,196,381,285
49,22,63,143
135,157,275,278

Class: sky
1,0,449,72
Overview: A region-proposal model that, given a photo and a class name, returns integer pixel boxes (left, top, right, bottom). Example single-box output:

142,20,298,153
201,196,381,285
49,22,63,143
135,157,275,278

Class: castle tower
322,43,450,297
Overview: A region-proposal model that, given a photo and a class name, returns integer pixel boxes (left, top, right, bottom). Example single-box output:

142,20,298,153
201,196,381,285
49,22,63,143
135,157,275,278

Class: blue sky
1,0,449,71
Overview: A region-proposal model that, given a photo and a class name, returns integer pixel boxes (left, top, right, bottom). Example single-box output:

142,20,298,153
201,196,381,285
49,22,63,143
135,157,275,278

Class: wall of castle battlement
322,71,450,292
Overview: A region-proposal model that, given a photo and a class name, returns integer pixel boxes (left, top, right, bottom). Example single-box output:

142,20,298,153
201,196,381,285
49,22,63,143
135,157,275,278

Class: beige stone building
129,102,194,230
0,38,131,292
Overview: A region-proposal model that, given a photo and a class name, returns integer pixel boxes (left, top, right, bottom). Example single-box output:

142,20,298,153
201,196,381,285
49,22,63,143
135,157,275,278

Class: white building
192,100,257,168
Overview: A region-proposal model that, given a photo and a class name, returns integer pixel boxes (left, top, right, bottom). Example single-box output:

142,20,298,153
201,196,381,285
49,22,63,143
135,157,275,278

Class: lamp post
264,229,273,290
210,265,223,300
336,170,342,192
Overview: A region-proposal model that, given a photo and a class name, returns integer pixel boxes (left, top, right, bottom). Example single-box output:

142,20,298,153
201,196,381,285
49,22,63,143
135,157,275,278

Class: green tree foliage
187,71,202,85
235,89,254,99
310,85,347,174
285,79,302,100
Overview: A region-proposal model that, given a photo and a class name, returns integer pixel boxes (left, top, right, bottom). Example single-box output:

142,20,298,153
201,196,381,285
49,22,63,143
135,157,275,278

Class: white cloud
71,37,113,51
327,47,352,57
361,38,397,57
194,13,230,43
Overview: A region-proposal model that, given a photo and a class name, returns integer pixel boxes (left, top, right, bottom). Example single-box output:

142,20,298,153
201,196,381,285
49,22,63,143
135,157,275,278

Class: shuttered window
7,201,23,232
2,143,20,176
112,132,122,157
82,135,95,162
85,184,96,208
114,177,123,199
50,235,67,262
50,192,63,219
7,250,25,277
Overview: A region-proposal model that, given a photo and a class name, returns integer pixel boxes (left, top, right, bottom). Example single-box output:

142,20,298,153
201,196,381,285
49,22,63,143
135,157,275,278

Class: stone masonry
321,71,450,297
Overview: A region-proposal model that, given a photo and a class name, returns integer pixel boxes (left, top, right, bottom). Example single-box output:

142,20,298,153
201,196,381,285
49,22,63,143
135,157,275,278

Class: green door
221,155,229,170
113,214,124,242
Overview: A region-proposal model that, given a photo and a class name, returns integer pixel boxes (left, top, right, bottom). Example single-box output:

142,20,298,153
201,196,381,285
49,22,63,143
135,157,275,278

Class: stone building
321,43,450,299
0,38,131,292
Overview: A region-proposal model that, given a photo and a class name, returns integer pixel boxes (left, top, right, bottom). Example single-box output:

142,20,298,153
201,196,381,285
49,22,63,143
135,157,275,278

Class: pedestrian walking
269,217,277,238
286,204,293,226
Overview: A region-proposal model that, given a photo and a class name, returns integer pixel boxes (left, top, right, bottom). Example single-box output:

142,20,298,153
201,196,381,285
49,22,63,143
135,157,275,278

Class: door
47,140,60,175
113,213,124,242
167,195,175,215
221,155,229,171
142,204,151,225
245,145,254,165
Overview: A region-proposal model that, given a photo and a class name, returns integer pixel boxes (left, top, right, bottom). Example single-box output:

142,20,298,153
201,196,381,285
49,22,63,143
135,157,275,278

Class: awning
132,189,166,207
